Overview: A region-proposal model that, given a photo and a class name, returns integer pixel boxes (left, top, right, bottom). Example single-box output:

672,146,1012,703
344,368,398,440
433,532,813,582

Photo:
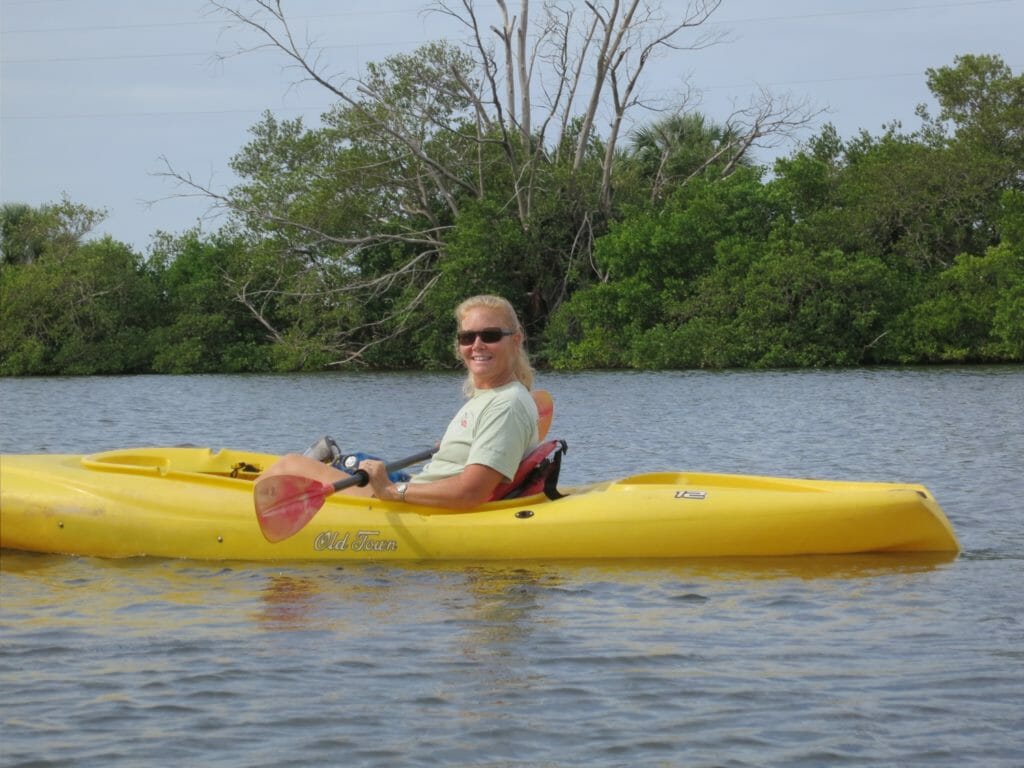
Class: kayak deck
0,447,961,561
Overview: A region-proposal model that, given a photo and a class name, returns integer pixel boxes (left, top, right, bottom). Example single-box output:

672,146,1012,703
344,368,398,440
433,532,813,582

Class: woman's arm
360,460,503,510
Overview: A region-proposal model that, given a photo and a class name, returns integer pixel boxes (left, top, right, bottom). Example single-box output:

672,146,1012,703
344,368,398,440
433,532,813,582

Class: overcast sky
2,0,1021,252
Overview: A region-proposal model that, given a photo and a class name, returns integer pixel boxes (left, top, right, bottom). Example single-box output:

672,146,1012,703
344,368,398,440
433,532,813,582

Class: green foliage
544,169,775,368
1,197,107,266
924,53,1024,162
147,231,272,373
721,245,897,367
609,241,899,370
3,55,1022,376
1,234,158,375
889,190,1024,362
547,54,1022,370
893,242,1024,362
544,277,660,369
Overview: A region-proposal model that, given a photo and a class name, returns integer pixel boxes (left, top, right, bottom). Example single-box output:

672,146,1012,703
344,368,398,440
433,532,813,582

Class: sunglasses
457,327,515,346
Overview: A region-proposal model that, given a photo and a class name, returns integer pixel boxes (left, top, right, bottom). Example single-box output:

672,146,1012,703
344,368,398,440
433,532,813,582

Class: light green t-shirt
413,382,539,483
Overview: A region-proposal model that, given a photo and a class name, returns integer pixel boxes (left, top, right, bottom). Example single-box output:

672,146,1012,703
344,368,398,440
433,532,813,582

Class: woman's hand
358,459,397,500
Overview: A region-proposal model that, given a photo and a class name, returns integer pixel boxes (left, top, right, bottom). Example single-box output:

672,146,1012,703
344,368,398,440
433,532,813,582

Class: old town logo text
314,530,398,553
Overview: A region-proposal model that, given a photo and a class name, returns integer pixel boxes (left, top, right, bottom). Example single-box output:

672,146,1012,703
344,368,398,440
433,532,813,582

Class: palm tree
1,203,43,265
628,112,752,202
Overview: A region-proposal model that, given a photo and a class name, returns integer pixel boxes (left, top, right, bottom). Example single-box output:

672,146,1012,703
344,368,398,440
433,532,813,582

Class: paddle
254,389,554,543
255,448,436,543
534,389,554,442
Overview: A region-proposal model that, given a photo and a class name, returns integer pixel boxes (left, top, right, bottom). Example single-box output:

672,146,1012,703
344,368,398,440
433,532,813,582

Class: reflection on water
1,545,1021,767
257,574,324,630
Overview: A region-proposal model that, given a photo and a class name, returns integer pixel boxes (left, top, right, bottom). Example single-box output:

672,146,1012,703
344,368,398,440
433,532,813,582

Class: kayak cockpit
81,447,270,480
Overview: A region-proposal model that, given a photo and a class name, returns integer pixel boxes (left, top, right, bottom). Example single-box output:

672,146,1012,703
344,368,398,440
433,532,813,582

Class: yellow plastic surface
0,447,960,561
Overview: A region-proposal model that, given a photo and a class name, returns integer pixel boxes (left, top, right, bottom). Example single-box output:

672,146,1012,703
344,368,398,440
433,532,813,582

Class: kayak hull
0,447,960,561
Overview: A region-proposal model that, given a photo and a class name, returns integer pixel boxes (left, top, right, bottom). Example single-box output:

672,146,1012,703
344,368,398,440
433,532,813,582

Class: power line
2,0,1018,120
2,0,1017,37
2,105,322,121
716,0,1018,26
2,70,957,122
1,7,421,35
3,0,1019,66
3,41,425,65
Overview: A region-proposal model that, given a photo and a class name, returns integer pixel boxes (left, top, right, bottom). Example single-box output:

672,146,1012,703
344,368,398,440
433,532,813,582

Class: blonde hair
455,294,535,395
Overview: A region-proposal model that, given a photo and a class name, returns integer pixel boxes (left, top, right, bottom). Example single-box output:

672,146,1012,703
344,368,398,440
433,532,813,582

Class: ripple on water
2,369,1023,766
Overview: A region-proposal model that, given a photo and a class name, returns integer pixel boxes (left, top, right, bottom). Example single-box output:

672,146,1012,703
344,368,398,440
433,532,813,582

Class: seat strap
491,439,568,501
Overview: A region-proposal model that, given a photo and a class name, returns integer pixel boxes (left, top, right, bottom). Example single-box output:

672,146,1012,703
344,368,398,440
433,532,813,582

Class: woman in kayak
259,294,540,509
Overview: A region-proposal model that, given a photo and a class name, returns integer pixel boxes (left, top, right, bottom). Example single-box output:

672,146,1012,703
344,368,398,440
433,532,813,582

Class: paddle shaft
332,448,437,492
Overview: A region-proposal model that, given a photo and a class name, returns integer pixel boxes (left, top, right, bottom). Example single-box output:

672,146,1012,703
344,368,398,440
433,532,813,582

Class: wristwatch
395,482,408,502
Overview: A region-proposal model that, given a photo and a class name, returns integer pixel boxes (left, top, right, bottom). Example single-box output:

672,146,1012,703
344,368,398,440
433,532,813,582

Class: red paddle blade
254,475,332,543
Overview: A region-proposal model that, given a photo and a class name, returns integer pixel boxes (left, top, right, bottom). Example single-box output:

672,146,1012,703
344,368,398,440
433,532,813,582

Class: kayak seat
490,439,568,501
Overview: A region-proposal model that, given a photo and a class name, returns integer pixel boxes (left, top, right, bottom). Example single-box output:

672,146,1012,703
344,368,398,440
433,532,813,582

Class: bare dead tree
175,1,820,365
431,1,726,219
684,90,825,186
200,0,732,238
586,1,724,211
719,89,825,176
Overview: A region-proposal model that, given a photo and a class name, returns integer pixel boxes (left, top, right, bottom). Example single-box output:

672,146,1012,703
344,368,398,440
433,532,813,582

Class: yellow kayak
0,446,960,561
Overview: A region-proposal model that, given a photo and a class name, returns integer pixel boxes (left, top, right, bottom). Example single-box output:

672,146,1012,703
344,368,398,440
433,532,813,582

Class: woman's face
457,306,521,390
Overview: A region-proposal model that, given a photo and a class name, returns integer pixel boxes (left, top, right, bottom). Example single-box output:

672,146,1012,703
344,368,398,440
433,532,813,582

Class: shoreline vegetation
2,48,1022,376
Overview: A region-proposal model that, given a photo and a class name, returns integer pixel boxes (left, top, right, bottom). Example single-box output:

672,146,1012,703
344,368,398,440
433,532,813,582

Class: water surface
2,369,1022,766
